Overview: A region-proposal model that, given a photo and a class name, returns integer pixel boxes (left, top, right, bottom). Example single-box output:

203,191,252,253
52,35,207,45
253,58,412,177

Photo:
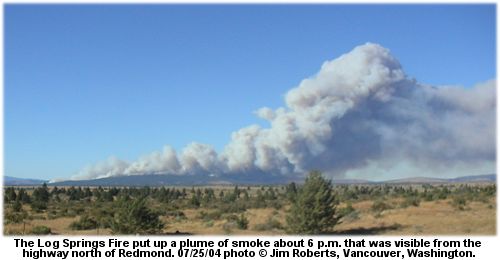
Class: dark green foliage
18,189,31,204
164,210,187,221
4,209,28,225
31,200,48,212
452,195,467,210
51,186,59,196
32,183,50,203
12,200,22,212
102,190,114,202
3,180,496,235
400,196,421,208
285,182,298,202
338,202,358,221
31,225,51,235
242,190,250,201
30,184,50,212
70,215,98,230
223,213,249,230
110,197,164,234
264,187,277,200
67,187,83,201
233,186,241,199
190,193,201,208
286,171,340,234
4,187,17,203
371,200,393,212
236,214,249,230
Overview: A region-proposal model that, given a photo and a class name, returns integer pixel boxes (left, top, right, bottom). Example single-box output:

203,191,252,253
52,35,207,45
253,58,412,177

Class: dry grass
5,197,495,235
335,197,496,235
4,184,496,236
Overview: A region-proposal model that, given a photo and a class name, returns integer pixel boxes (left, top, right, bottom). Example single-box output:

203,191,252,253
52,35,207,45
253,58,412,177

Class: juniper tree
110,196,164,234
18,188,31,204
4,187,17,203
286,170,340,234
31,183,50,211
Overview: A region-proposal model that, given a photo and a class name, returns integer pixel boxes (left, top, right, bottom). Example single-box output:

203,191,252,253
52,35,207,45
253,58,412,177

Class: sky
4,4,496,181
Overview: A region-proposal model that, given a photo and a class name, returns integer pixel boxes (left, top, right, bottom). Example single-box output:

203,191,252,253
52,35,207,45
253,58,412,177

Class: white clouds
69,43,496,181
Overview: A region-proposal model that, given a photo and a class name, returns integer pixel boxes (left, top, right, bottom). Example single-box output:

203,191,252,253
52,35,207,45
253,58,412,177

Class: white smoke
69,43,495,181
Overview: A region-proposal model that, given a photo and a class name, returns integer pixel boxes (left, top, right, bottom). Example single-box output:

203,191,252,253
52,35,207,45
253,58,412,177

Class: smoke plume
70,43,496,181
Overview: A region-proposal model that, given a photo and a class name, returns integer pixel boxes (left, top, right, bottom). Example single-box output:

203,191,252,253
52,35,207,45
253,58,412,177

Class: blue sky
4,4,496,180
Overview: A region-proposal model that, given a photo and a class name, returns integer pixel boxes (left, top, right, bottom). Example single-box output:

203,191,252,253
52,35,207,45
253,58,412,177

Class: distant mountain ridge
4,176,49,186
47,172,303,187
4,173,496,187
44,173,496,186
383,174,496,184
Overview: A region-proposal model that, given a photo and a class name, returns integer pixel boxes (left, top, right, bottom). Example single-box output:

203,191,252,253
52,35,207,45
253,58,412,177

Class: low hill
384,174,496,184
46,173,496,187
4,176,48,186
49,172,303,187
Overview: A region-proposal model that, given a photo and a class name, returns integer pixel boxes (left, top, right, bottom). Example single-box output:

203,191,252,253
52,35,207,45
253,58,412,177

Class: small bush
338,203,355,218
371,200,393,212
70,215,98,230
222,221,236,234
31,225,51,235
423,193,434,202
197,210,222,221
204,220,214,227
254,217,283,231
164,210,187,221
451,196,467,210
110,197,164,234
12,201,23,212
338,204,359,222
47,211,59,220
400,196,421,208
236,214,249,230
31,201,48,212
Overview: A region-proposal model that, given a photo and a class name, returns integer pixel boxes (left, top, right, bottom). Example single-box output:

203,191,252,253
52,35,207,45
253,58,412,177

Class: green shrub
4,210,28,225
338,203,359,222
400,196,421,208
12,200,22,212
164,210,187,221
452,196,467,210
338,203,355,217
31,200,48,212
236,214,249,230
110,197,164,234
371,200,393,212
70,215,98,230
197,210,223,221
254,217,283,231
31,225,51,235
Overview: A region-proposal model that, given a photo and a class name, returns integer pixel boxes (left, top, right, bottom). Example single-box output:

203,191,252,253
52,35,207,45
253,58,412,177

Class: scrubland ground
3,183,496,235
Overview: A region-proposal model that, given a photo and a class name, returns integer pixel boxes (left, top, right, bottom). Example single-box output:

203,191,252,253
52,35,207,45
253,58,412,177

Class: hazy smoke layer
70,43,496,180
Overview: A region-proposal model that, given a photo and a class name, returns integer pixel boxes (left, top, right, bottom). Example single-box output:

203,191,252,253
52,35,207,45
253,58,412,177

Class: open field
4,183,496,235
